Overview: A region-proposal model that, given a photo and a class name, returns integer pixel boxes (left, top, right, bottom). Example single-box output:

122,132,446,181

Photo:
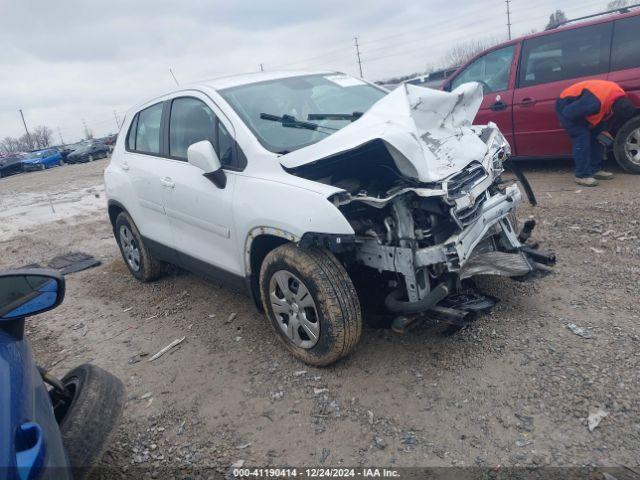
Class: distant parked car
66,142,110,163
21,149,63,171
0,154,24,178
442,6,640,173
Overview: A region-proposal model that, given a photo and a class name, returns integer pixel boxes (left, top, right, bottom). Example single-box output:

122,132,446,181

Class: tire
259,244,362,366
57,364,125,480
88,154,94,162
39,164,46,170
114,211,162,281
614,116,640,174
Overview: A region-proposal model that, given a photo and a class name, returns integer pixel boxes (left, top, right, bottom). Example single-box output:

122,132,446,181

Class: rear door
121,102,176,249
512,22,613,157
608,14,640,108
448,44,519,148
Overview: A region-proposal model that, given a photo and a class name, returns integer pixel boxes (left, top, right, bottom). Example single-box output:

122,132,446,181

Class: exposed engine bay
286,83,555,321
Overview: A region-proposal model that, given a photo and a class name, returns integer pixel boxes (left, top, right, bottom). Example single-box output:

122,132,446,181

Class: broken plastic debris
587,408,608,432
226,312,237,324
590,247,604,254
567,323,593,339
148,337,186,362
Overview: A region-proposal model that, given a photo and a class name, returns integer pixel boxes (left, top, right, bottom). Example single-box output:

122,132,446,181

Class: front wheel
614,116,640,174
259,244,362,366
54,364,125,480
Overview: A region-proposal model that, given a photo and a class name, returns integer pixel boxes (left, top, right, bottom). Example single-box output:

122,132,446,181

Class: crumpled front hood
280,82,491,183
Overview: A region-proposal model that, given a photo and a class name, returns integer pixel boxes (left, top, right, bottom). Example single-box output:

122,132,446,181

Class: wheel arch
244,228,299,310
107,199,128,230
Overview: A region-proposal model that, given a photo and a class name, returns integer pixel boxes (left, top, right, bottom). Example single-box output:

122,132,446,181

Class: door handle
15,422,46,480
490,101,508,112
121,161,130,171
160,177,175,189
520,97,536,106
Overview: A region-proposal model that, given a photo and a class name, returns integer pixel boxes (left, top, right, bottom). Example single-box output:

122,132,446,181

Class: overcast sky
0,0,611,143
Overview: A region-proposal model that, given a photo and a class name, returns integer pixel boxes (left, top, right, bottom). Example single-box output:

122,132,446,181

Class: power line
354,37,363,77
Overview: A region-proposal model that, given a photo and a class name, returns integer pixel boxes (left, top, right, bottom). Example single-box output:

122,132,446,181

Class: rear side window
450,45,516,93
519,23,612,87
612,16,640,71
126,103,163,155
169,97,217,160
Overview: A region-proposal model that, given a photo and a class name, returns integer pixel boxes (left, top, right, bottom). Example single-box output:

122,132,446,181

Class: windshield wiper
260,113,331,131
307,111,363,121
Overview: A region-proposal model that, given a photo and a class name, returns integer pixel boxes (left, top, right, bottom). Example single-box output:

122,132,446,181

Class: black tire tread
115,211,162,281
259,244,362,366
59,364,125,480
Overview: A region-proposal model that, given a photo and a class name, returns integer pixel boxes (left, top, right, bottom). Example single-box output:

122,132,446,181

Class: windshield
219,74,387,153
27,151,45,159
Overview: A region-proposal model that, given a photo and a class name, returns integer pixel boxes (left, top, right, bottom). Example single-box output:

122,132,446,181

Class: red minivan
443,8,640,174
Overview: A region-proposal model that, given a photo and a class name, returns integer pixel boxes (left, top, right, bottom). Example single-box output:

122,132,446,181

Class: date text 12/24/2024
233,468,400,478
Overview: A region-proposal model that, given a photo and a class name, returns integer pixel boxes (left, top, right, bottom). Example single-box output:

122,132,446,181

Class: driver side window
450,45,516,93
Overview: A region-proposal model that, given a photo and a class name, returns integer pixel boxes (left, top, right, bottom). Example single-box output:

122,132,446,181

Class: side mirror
187,140,226,189
0,269,65,321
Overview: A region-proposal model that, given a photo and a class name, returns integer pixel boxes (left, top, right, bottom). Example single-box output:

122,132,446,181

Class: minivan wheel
114,211,162,281
614,116,640,174
53,364,125,480
259,244,362,366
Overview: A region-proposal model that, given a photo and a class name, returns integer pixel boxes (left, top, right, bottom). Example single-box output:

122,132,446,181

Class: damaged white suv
105,71,553,366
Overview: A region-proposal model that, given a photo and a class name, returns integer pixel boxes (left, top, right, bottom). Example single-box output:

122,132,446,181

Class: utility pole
113,110,121,130
259,63,264,72
82,119,91,139
19,109,33,149
57,127,64,145
354,37,363,78
169,68,180,86
505,0,512,40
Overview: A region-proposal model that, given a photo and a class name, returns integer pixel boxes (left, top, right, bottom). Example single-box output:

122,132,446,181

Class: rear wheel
614,116,640,174
54,364,125,480
259,244,362,366
115,211,162,281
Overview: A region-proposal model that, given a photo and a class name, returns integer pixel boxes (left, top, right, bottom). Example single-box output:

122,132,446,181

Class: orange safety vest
560,80,626,126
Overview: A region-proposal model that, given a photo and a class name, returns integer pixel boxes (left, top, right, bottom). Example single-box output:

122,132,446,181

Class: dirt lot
1,159,639,477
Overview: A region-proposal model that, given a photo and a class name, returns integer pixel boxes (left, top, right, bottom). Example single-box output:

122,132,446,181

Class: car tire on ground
39,164,46,170
56,364,125,480
259,243,362,367
114,211,163,281
614,116,640,174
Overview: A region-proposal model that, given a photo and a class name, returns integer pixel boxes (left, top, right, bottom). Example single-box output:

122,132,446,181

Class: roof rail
546,3,640,30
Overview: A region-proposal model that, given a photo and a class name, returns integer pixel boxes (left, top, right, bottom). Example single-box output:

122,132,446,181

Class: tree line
1,126,54,154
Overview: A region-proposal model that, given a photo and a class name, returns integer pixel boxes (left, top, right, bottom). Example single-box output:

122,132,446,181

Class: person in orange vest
556,80,634,187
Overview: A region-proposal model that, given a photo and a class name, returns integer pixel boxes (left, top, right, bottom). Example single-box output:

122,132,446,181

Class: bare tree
607,0,629,9
31,125,53,149
546,9,568,29
0,136,23,154
441,37,503,69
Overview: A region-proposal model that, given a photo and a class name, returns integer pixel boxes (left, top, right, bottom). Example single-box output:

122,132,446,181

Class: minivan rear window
612,15,640,72
518,23,612,88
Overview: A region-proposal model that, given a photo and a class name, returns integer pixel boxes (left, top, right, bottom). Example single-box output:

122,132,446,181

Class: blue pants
556,96,604,178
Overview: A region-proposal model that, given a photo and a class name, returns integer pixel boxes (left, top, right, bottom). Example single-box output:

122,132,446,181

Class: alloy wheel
269,270,320,349
119,225,141,272
624,127,640,167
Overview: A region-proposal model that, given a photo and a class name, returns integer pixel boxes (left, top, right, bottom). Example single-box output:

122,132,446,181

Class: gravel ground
1,159,639,478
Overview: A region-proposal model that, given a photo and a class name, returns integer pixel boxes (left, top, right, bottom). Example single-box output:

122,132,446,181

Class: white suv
105,71,552,366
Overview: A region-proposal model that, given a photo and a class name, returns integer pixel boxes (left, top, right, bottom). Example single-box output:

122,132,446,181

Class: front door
448,44,519,148
160,95,243,278
512,22,613,157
